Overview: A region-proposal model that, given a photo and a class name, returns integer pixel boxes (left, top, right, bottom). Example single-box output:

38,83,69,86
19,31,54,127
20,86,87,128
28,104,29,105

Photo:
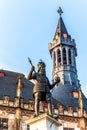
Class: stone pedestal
27,113,61,130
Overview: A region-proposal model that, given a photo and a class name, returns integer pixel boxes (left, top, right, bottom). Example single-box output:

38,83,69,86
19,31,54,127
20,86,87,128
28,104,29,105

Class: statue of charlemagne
27,60,60,117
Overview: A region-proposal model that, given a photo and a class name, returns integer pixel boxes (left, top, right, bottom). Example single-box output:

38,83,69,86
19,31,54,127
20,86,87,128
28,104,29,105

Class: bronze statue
27,59,60,117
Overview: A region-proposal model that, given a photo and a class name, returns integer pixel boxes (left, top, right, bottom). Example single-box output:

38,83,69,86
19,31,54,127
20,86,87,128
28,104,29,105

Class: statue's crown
37,59,46,68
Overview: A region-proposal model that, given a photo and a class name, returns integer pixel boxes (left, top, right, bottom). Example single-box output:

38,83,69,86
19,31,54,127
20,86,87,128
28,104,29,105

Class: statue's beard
38,70,46,75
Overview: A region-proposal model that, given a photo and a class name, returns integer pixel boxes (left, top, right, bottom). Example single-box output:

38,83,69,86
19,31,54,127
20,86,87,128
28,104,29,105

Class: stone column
14,76,22,130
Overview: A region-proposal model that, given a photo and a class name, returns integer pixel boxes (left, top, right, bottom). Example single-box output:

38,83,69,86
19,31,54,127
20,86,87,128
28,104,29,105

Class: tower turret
49,7,78,87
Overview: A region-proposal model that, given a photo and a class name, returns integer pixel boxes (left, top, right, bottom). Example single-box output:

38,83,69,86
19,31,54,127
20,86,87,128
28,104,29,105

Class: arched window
57,49,61,65
68,49,72,64
53,51,56,67
63,48,67,64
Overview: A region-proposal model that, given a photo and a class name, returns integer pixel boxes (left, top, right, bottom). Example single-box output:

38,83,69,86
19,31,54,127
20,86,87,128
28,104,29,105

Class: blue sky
0,0,87,95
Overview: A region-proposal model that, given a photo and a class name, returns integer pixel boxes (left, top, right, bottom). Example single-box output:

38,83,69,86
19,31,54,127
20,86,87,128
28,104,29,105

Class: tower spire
53,7,68,41
49,7,78,87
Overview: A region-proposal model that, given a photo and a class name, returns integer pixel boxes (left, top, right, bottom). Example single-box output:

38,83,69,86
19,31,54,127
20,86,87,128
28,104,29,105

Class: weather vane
57,7,63,16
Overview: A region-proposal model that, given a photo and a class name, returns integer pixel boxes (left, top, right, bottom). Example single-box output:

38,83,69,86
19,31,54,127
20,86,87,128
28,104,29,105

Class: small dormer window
0,72,5,77
63,33,67,38
73,91,78,98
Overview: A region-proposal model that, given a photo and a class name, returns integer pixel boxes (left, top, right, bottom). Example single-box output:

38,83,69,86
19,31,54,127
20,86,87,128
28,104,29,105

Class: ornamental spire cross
57,7,63,16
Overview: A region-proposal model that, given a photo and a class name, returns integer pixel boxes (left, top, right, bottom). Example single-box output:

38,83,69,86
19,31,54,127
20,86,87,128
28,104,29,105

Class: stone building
0,7,87,130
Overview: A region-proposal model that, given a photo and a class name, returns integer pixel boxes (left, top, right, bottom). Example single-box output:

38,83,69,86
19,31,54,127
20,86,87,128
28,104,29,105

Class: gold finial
57,7,63,16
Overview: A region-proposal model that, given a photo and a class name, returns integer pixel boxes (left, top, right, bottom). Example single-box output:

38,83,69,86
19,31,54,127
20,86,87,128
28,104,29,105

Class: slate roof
52,83,87,111
54,16,68,40
0,69,34,103
0,69,87,112
0,69,64,107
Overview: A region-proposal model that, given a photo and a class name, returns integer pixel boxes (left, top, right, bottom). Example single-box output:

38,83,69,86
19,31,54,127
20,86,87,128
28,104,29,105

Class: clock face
55,34,59,40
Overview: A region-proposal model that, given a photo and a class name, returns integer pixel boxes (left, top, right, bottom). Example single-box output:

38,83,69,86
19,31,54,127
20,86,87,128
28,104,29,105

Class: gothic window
53,51,56,67
63,48,67,64
57,49,61,65
0,118,8,130
68,49,72,65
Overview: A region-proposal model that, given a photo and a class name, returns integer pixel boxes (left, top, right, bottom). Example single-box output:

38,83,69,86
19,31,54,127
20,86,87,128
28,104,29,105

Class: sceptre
28,57,36,73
